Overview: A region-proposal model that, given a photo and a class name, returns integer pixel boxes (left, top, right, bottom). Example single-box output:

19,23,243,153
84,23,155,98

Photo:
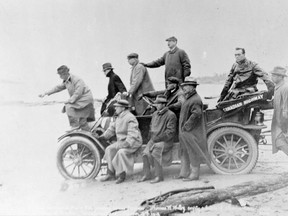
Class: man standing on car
271,66,288,156
99,99,142,184
127,53,154,115
178,77,210,181
142,36,191,87
39,65,95,131
100,62,127,115
137,95,177,184
218,48,274,102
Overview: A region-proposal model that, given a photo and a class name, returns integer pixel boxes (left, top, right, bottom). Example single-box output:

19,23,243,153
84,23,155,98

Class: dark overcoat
179,89,209,163
145,47,191,85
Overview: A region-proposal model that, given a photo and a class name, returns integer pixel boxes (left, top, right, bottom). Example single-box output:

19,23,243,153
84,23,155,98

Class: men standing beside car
100,62,127,115
178,77,210,181
99,99,142,184
127,53,154,115
142,36,191,87
271,66,288,156
137,95,177,183
39,65,95,131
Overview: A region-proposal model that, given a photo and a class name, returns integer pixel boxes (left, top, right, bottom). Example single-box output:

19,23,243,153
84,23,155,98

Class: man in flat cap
138,95,177,183
39,65,95,131
127,53,154,115
101,62,127,115
142,36,191,87
271,66,288,156
177,77,210,181
218,47,275,102
99,99,142,184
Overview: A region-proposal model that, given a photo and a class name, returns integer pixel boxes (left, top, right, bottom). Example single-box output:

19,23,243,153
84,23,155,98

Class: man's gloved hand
263,91,273,100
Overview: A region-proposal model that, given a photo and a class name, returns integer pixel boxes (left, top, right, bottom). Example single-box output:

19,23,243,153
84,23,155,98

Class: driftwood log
135,173,288,215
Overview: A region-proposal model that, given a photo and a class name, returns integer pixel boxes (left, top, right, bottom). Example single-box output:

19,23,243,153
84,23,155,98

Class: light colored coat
129,61,154,115
103,110,142,175
271,80,288,153
46,74,94,118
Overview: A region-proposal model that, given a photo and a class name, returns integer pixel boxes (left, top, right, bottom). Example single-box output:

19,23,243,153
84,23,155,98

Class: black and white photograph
1,0,288,215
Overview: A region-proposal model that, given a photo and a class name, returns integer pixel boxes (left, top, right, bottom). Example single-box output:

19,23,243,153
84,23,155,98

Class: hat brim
154,100,167,104
103,67,113,71
180,82,199,86
271,72,287,77
113,103,129,107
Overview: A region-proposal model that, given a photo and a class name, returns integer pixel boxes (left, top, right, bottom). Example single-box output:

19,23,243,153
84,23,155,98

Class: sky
1,0,288,101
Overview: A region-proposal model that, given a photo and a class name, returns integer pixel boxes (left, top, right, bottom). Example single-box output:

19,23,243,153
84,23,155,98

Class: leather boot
137,156,151,182
150,159,163,184
100,169,115,182
115,171,126,184
183,165,200,181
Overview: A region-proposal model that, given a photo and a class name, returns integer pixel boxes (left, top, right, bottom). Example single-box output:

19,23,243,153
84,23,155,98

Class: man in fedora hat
142,36,191,87
271,66,288,156
101,62,127,115
218,47,275,102
177,77,210,181
99,99,142,184
127,53,154,115
138,95,177,183
39,65,95,131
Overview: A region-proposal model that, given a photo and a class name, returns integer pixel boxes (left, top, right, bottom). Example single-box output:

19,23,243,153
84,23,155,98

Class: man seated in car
218,48,274,102
140,76,185,113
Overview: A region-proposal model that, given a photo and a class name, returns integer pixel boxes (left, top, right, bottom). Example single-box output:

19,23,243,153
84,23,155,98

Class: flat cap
127,53,139,59
57,65,70,74
166,36,177,42
167,76,180,84
102,63,113,71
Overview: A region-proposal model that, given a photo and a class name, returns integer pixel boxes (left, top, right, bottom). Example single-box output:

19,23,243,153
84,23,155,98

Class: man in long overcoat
99,99,142,184
138,95,177,184
271,66,288,155
142,36,191,87
127,53,154,115
100,62,127,115
218,47,274,102
178,77,210,181
39,65,95,131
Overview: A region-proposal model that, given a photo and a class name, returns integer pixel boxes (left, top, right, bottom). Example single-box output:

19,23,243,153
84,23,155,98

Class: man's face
58,72,69,81
167,83,177,91
167,40,177,49
128,58,136,66
103,69,111,76
155,103,165,111
114,106,125,115
234,49,245,62
271,74,284,84
182,85,194,94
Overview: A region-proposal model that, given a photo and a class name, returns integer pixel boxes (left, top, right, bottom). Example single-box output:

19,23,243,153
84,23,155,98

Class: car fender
58,131,105,152
207,122,267,135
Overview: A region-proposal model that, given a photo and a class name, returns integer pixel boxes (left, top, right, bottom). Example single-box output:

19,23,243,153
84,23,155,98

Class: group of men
39,36,288,184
